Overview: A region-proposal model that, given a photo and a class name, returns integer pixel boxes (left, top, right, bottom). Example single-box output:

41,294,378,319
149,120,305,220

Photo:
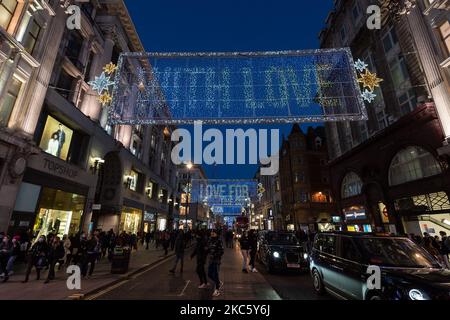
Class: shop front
394,191,450,236
10,167,88,239
143,208,157,233
343,205,373,233
119,206,143,235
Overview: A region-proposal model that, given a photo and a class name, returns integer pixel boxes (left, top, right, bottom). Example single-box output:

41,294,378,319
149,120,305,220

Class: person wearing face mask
0,236,12,282
22,236,48,283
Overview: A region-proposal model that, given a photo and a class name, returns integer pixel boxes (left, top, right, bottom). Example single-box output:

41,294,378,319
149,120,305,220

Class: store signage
144,212,156,221
343,206,367,220
109,49,366,125
268,209,274,220
92,204,101,210
378,202,389,224
43,158,78,178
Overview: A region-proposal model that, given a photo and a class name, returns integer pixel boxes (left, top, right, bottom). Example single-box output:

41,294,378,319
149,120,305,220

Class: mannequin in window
46,133,59,157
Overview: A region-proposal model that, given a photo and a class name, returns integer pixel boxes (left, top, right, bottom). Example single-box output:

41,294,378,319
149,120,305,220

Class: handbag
36,256,48,269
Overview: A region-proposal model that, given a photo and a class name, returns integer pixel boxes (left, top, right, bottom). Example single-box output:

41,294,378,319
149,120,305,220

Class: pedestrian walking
170,231,185,273
248,230,258,273
0,235,12,282
3,236,20,281
22,235,49,283
162,231,170,256
438,231,450,269
207,230,224,297
170,230,176,251
45,236,65,283
81,234,100,278
239,231,250,273
145,231,151,250
191,230,209,288
62,235,71,268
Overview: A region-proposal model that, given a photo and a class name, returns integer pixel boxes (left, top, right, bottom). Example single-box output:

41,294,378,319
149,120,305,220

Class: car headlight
303,253,309,260
408,289,428,300
273,251,280,258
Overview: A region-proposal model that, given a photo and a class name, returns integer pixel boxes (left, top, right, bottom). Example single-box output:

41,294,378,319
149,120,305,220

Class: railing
408,215,450,232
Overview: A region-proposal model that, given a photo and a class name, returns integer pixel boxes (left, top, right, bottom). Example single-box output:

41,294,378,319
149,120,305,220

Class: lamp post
185,162,193,231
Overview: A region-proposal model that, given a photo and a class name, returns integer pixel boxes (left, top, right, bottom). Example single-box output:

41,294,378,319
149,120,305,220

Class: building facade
321,0,450,235
1,0,178,239
254,169,282,231
279,125,336,233
177,165,210,230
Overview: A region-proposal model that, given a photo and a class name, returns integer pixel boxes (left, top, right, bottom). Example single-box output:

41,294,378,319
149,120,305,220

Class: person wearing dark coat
22,236,49,283
0,236,13,282
248,230,258,273
169,231,185,273
207,230,224,297
45,236,65,283
145,232,152,250
81,234,100,278
191,230,209,288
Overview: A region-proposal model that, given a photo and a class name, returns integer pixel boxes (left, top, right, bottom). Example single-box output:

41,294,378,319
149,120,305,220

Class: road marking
84,257,173,300
178,280,191,297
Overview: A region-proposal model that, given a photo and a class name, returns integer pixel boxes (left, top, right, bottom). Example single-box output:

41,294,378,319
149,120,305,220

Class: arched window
389,146,442,186
341,172,363,199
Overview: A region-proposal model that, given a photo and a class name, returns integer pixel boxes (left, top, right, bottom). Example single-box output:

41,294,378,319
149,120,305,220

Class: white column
407,6,450,141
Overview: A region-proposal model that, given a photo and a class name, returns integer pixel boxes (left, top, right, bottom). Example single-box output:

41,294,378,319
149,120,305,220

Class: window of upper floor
438,20,450,57
0,76,23,127
0,0,18,30
382,26,399,54
34,111,90,167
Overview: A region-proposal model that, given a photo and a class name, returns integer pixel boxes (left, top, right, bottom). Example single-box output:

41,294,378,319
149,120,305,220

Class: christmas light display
108,49,368,125
354,59,383,103
88,62,117,107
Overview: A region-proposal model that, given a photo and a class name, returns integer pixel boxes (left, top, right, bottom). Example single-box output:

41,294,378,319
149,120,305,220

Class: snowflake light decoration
361,89,377,103
354,59,383,104
257,183,266,200
354,59,368,73
88,71,114,95
89,62,118,107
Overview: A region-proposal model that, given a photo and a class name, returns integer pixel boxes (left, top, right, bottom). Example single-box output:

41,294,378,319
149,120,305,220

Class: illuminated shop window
389,146,442,186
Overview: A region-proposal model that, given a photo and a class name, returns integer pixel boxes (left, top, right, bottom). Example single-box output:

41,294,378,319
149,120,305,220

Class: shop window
341,172,363,199
38,115,74,161
388,146,442,186
0,77,22,127
0,0,17,30
33,187,86,239
120,207,142,235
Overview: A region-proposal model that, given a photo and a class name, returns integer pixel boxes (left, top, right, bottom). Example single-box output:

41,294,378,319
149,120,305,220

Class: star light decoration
257,183,266,201
354,59,383,103
88,62,117,107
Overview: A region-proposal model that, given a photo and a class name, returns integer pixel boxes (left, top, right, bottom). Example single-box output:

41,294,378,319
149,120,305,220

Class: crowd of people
408,231,450,269
0,228,159,284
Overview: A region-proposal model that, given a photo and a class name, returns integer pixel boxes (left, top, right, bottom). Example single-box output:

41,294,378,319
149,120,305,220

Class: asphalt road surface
90,244,335,300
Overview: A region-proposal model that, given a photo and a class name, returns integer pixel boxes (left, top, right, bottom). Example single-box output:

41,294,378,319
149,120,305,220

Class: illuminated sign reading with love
108,49,367,125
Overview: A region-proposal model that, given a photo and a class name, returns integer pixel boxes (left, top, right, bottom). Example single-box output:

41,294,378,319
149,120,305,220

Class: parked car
257,231,309,273
310,232,450,300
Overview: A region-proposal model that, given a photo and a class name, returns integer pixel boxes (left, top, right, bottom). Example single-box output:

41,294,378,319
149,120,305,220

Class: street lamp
185,162,193,231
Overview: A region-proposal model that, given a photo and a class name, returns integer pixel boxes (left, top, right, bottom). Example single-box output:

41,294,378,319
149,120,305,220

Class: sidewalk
0,243,175,300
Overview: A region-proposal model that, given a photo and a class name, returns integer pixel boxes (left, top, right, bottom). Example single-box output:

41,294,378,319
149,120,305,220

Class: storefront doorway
33,187,85,239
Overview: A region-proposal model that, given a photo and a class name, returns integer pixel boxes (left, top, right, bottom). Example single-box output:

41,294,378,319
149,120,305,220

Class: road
90,244,336,300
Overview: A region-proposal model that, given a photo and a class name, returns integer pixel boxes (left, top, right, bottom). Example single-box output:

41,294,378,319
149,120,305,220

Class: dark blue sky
124,0,334,179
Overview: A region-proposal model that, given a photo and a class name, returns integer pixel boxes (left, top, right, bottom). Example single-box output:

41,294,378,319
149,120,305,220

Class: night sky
124,0,334,179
